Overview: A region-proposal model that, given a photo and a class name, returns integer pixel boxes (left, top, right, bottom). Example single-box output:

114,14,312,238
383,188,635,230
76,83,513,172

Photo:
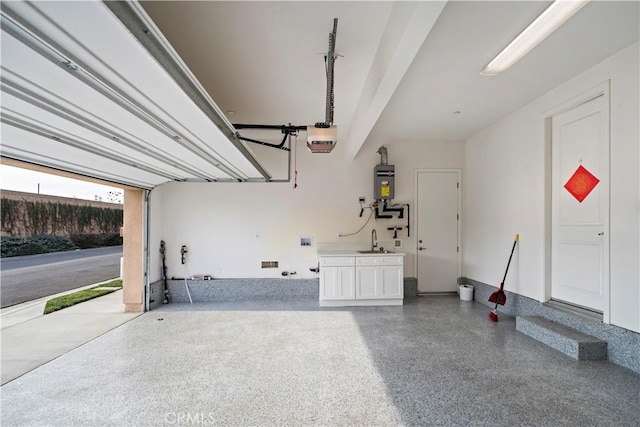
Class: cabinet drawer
356,257,381,266
381,256,403,265
320,257,355,267
356,256,403,266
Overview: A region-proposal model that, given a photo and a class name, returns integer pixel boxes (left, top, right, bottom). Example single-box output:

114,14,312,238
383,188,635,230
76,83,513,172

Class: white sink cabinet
318,251,404,307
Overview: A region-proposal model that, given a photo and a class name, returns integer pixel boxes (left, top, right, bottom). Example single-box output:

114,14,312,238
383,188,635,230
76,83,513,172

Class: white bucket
459,284,474,301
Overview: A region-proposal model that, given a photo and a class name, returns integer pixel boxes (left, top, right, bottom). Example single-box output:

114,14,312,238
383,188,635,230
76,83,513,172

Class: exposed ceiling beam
344,1,447,160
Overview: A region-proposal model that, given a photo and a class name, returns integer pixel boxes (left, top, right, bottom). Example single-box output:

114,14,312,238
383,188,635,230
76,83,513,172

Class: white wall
463,42,639,332
151,137,463,281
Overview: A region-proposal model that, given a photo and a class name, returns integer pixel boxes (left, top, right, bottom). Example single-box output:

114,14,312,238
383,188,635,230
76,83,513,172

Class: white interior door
416,170,460,293
551,95,609,312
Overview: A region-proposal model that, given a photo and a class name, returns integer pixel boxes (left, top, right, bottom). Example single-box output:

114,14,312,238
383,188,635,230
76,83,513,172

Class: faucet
371,229,378,251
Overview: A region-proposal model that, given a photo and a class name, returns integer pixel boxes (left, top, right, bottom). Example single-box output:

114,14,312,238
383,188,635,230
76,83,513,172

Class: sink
357,250,395,254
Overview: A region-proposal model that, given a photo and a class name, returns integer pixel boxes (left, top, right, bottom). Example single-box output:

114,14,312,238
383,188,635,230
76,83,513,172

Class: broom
489,234,519,322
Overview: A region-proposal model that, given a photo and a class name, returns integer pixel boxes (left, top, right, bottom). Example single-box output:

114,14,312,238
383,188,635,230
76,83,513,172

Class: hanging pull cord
294,133,298,189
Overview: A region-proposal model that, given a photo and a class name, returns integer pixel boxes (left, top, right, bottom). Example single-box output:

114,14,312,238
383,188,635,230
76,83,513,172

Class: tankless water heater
374,164,395,200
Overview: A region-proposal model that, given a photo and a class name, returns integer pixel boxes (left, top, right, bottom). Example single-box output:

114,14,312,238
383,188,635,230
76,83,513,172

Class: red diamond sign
564,165,599,203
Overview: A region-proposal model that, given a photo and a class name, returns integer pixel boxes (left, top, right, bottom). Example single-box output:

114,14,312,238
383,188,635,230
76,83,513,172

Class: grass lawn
99,279,124,288
44,279,123,314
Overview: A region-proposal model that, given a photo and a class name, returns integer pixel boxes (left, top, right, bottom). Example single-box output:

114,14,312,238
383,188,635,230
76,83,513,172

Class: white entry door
551,95,609,312
416,170,460,292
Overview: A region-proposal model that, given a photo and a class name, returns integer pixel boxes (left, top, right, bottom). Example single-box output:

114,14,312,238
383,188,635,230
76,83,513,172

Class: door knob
597,232,604,236
419,247,426,251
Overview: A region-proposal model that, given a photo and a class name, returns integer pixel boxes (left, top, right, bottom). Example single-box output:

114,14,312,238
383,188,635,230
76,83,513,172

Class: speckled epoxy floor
1,296,638,426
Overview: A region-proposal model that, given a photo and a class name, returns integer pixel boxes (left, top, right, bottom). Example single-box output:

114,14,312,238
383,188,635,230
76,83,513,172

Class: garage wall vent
261,261,279,268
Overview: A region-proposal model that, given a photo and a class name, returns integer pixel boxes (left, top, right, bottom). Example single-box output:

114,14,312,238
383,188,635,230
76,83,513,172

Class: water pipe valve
180,245,188,264
387,226,403,239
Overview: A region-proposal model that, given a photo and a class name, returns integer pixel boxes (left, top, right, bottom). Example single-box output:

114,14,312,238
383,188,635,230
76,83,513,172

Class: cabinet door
337,266,355,299
320,266,339,300
380,265,403,298
356,266,381,299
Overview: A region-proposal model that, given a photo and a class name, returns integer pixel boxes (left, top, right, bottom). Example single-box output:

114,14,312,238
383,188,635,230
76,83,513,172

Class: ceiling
142,0,639,158
368,0,640,144
1,1,638,188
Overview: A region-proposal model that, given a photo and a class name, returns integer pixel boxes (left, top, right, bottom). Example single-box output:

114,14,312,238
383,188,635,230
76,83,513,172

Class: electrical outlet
394,239,402,249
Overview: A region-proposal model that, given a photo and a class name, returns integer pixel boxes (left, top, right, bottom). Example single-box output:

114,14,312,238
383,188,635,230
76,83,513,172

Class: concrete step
516,316,607,361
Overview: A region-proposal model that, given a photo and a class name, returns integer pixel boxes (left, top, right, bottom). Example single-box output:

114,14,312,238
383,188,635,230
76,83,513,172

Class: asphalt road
1,246,123,308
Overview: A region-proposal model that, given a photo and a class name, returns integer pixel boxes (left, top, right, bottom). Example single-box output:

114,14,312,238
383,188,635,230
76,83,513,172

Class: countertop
317,249,406,257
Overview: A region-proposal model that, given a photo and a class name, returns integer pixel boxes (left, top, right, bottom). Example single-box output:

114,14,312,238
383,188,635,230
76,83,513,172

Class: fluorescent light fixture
481,0,589,75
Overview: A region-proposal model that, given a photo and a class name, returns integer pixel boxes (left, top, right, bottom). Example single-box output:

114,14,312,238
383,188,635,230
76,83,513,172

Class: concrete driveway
1,288,140,385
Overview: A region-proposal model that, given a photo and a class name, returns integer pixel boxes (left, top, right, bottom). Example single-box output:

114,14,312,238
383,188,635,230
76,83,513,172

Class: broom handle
501,234,519,286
